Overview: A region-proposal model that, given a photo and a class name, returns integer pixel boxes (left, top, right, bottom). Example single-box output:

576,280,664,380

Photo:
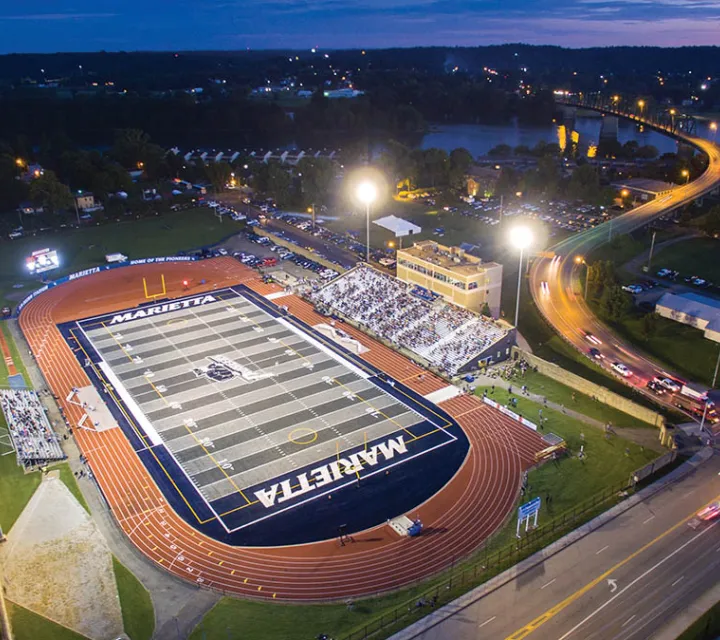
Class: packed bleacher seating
311,264,507,375
0,389,65,467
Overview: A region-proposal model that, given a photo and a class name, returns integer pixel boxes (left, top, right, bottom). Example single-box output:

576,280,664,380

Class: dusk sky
2,0,720,53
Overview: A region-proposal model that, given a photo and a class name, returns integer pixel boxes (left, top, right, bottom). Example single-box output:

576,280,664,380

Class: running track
19,258,546,600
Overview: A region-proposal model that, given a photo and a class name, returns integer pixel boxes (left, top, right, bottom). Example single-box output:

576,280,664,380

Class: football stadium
15,257,547,599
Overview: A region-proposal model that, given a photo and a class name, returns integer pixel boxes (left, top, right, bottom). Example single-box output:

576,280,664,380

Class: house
466,165,499,198
17,201,44,215
75,192,104,213
655,292,720,343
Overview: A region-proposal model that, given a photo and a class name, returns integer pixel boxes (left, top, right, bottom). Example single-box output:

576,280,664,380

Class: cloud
0,13,117,21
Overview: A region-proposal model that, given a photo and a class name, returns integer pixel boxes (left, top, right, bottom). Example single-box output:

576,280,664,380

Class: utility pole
699,345,720,433
646,230,657,273
499,194,504,225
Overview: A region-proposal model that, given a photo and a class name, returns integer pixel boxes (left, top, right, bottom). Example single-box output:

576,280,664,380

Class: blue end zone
58,286,469,546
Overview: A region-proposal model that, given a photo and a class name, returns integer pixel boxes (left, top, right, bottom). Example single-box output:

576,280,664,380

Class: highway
400,452,720,640
530,107,720,397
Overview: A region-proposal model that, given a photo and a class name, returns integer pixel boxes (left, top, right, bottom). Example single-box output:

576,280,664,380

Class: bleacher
0,389,65,467
311,265,508,375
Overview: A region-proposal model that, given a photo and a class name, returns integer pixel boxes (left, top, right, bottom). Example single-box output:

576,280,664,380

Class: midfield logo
192,355,276,383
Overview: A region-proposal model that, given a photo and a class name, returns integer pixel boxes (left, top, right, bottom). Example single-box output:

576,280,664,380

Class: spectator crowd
312,264,507,375
0,389,65,467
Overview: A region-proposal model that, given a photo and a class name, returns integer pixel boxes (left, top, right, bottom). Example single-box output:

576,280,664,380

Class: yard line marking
671,576,685,587
479,616,497,628
621,615,636,628
541,578,556,590
596,545,609,555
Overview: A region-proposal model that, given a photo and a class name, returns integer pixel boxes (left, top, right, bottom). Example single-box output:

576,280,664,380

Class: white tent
373,215,421,238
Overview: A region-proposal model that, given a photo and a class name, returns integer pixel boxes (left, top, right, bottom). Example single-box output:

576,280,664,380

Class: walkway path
470,372,665,453
0,324,18,378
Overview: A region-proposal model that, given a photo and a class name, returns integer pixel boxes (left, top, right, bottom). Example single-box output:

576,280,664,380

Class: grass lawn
516,370,652,429
608,310,720,387
112,557,155,640
0,322,30,387
55,462,90,514
475,385,657,525
190,386,657,640
0,417,41,533
652,237,720,283
6,600,89,640
0,208,243,309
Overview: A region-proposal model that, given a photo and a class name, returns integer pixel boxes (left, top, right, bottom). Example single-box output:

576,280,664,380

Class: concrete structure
599,114,619,141
611,178,676,202
396,240,503,317
655,291,720,343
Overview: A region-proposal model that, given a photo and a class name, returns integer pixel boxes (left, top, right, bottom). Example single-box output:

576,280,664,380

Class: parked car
622,284,643,295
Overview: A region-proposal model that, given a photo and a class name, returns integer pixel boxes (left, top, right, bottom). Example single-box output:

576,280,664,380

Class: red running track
19,258,546,601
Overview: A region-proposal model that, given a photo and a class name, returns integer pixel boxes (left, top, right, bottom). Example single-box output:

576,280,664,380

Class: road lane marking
504,494,720,640
671,576,685,587
557,520,719,640
479,616,497,628
643,515,655,524
541,579,556,590
621,615,636,628
596,545,609,555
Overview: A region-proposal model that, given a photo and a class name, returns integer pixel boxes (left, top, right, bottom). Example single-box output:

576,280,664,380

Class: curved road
530,105,720,395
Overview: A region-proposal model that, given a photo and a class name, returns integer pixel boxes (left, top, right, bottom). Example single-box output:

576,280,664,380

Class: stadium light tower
510,226,533,329
357,181,377,263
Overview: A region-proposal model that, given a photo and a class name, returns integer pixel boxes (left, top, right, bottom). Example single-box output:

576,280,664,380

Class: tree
480,302,492,317
488,144,512,158
449,147,473,190
204,162,232,193
640,313,658,340
421,148,449,188
701,205,720,237
297,156,335,207
29,170,72,214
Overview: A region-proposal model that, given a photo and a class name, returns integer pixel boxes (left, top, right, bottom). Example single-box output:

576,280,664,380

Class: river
418,116,718,157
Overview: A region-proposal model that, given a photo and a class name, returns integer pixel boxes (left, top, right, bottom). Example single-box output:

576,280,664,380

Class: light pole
710,121,717,141
681,169,690,184
647,229,657,272
357,181,377,264
700,345,720,433
637,99,645,118
510,226,533,328
575,255,590,299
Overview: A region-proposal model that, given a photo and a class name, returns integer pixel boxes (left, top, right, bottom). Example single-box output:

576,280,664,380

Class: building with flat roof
655,291,720,343
611,178,676,202
396,240,503,318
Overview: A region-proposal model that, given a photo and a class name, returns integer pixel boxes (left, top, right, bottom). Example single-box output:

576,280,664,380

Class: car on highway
583,332,603,345
588,347,603,360
646,380,666,395
611,362,632,377
656,377,681,393
697,501,720,521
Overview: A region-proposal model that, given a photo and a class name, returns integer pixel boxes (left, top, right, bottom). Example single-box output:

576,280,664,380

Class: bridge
528,93,720,409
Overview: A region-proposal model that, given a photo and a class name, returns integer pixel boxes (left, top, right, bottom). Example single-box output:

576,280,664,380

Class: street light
711,121,718,140
681,169,690,184
357,180,377,263
575,256,590,299
510,226,533,328
637,99,645,117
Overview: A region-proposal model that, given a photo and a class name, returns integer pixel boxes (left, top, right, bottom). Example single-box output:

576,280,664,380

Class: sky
1,0,720,53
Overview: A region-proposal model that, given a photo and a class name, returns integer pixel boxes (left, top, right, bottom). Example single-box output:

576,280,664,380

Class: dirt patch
0,472,123,640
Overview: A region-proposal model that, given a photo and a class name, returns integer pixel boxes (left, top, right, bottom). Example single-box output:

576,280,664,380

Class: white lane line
684,490,696,498
621,615,636,628
478,616,496,628
557,520,719,640
596,545,609,555
671,576,685,587
643,515,655,525
541,578,557,590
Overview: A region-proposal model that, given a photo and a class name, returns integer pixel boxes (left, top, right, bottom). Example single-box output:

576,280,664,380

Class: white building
655,292,720,343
